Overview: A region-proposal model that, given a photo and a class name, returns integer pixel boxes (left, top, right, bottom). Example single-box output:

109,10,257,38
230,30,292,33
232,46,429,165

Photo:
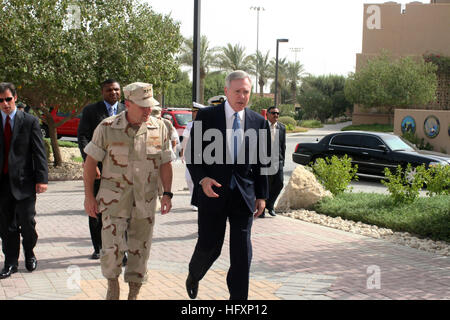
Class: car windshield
174,113,192,126
383,135,415,151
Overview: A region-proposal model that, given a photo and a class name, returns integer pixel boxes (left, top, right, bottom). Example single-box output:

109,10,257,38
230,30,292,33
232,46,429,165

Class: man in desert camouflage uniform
83,82,174,300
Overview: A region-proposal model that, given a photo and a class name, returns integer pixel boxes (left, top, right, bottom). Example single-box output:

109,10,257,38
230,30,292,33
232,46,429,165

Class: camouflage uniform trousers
100,211,156,284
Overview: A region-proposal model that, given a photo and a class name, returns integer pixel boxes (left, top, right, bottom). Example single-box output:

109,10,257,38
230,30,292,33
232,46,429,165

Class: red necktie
3,116,11,174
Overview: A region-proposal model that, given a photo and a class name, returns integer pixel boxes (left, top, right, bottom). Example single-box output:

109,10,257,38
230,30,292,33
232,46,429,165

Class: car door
327,134,364,169
359,135,396,176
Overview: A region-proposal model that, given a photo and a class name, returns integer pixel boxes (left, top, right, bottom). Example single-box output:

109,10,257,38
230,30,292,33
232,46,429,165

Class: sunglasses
269,112,280,115
0,97,13,103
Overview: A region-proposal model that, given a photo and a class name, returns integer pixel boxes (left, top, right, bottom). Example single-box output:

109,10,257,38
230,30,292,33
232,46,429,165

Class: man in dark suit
0,82,48,279
77,79,125,260
185,70,268,300
260,106,286,218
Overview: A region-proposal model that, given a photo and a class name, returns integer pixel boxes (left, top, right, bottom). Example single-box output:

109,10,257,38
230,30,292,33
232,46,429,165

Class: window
360,136,385,150
330,135,361,147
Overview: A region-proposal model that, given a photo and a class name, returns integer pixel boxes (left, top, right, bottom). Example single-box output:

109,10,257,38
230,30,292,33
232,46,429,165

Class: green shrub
381,164,427,204
422,164,450,196
312,155,358,195
285,123,295,131
299,119,322,128
278,116,296,127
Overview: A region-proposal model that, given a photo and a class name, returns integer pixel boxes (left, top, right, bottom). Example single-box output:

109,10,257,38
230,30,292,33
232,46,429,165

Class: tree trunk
259,78,265,97
46,118,63,167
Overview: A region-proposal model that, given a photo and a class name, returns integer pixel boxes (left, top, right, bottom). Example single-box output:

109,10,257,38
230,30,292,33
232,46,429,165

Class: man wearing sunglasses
0,82,48,279
260,106,286,218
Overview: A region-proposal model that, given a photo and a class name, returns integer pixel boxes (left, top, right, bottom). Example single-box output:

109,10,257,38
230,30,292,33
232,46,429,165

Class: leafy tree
345,53,438,123
298,86,332,123
248,50,272,96
0,0,182,166
164,70,192,107
216,43,252,73
204,72,226,103
249,95,273,114
178,35,219,104
298,75,351,122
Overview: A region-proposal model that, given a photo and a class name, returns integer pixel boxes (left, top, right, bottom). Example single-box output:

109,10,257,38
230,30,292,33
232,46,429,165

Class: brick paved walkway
0,161,448,300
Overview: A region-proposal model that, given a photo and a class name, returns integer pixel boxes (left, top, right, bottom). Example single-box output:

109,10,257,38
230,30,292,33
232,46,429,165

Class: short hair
0,82,16,96
101,79,120,89
225,70,252,88
267,106,279,113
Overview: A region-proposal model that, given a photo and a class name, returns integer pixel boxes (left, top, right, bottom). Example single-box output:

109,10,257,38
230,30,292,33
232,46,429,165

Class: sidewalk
0,160,448,300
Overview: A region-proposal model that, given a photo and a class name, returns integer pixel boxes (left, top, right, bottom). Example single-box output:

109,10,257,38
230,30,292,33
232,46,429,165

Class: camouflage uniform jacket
84,111,173,219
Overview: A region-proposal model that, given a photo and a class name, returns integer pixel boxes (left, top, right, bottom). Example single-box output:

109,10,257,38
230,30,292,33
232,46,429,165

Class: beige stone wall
394,109,450,154
353,2,450,125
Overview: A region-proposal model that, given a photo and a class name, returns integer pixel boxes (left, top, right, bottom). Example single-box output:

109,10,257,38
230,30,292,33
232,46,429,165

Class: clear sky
144,0,428,77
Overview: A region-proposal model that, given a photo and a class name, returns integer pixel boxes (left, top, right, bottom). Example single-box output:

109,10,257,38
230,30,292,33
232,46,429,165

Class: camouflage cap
123,82,159,108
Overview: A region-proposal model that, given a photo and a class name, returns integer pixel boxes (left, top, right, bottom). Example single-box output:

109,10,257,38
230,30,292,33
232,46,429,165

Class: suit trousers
266,166,284,211
89,179,102,253
0,174,38,266
189,187,254,300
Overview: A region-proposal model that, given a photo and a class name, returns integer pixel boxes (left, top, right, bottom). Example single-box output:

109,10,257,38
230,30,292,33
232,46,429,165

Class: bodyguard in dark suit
185,71,268,300
77,79,125,260
0,82,48,279
260,106,286,218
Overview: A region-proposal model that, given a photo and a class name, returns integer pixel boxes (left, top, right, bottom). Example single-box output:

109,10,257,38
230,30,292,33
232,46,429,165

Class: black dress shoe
259,212,265,218
268,209,277,217
0,265,18,279
186,273,198,299
90,251,100,260
122,252,128,267
25,256,37,272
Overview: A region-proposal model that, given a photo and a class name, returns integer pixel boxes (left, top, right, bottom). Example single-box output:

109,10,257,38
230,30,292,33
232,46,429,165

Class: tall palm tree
216,43,253,73
178,35,219,104
249,50,272,96
286,61,307,104
270,57,289,105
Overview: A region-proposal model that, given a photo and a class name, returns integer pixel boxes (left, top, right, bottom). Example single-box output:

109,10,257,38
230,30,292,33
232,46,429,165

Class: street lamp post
193,0,201,103
250,6,264,94
274,38,288,106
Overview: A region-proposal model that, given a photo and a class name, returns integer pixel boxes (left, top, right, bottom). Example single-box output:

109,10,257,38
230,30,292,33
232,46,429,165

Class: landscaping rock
276,165,332,211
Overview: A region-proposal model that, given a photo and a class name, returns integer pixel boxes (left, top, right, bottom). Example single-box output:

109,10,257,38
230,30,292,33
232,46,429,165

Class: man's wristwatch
163,191,173,199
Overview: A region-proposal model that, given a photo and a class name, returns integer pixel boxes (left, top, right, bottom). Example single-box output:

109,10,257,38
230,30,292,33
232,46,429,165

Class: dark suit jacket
267,121,286,169
0,110,48,200
186,103,269,214
77,101,125,162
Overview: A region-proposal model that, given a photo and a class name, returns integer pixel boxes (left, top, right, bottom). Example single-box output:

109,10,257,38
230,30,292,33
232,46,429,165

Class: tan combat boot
106,278,120,300
128,282,142,300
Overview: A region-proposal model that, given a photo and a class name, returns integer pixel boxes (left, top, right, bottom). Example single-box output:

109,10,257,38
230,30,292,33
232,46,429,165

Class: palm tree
178,35,219,104
286,61,307,104
216,43,253,73
270,57,289,105
249,50,272,96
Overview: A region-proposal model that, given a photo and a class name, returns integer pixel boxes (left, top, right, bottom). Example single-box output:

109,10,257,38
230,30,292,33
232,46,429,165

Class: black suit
77,101,125,253
186,103,268,300
0,110,48,266
266,121,286,211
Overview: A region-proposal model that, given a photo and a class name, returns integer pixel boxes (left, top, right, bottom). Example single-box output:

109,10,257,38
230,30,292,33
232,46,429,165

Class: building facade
353,0,450,125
